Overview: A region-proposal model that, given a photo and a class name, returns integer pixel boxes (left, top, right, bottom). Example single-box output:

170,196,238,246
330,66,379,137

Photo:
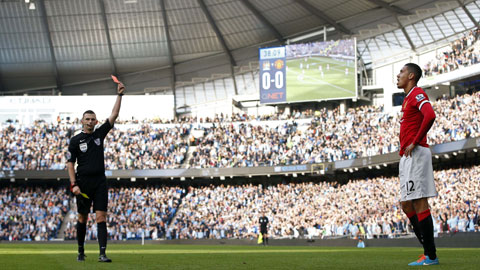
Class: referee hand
72,185,81,196
404,143,416,157
117,82,125,95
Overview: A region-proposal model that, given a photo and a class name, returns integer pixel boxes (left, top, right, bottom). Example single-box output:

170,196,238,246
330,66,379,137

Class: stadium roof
0,0,479,96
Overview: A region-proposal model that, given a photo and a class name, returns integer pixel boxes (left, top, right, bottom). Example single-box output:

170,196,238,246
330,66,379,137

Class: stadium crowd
0,164,478,242
188,91,480,168
63,186,185,241
423,27,480,77
0,123,189,170
0,186,69,241
168,165,480,240
0,91,479,170
103,125,189,170
115,110,314,125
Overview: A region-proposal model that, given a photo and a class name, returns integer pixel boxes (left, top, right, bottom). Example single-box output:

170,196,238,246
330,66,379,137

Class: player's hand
403,143,416,157
72,185,81,195
117,82,125,96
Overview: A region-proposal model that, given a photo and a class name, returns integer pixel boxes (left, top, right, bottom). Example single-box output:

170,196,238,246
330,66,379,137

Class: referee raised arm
66,82,125,263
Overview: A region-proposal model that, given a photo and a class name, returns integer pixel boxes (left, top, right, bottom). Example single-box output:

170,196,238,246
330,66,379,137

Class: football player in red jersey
396,63,439,266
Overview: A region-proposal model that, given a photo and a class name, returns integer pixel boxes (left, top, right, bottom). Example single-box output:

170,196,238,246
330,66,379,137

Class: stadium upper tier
423,28,480,77
1,91,479,170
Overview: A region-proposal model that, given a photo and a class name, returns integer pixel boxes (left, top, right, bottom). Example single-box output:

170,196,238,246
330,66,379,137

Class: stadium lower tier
0,164,478,241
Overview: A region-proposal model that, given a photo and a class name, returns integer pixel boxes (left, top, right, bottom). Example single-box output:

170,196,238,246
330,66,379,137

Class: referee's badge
79,143,88,152
94,138,101,146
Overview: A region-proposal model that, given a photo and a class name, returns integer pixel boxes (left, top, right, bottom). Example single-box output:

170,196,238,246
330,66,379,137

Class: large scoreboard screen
258,46,287,103
259,39,357,104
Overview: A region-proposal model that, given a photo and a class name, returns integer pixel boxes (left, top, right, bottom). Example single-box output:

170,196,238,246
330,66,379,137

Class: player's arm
108,82,125,125
404,102,436,157
413,102,436,144
67,161,80,195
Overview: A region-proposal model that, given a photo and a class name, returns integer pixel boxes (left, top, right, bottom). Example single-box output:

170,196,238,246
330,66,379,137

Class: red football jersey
399,86,431,156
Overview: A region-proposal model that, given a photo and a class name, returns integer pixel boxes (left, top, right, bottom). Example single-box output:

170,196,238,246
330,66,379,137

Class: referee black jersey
67,120,113,176
259,216,269,231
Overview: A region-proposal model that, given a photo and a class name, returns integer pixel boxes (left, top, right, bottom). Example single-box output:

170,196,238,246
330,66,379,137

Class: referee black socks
97,222,107,255
76,222,87,254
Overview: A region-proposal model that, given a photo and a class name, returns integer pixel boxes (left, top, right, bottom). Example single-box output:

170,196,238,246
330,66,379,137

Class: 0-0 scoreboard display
259,46,287,103
259,39,357,104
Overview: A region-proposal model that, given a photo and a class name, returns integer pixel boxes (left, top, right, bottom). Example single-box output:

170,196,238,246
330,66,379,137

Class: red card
111,75,120,84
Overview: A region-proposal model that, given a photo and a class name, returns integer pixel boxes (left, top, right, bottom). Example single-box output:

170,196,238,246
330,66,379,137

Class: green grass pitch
286,56,356,102
0,244,478,270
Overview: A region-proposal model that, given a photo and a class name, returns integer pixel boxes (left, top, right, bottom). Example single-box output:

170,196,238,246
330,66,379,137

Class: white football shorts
399,146,438,202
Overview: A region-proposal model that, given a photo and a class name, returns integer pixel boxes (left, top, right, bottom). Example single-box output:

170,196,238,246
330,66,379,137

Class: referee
67,81,125,262
259,211,269,246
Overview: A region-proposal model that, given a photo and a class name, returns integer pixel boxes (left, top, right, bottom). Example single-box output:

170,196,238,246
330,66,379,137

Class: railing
362,77,375,86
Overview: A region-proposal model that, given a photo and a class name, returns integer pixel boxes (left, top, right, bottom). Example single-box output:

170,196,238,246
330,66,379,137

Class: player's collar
405,86,417,98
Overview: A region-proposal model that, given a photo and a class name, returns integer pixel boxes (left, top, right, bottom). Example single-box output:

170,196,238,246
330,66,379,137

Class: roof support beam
198,0,238,95
395,16,416,51
38,0,61,92
293,0,352,35
198,0,236,67
457,0,480,28
366,0,411,16
99,0,118,76
358,38,373,58
240,0,284,43
160,0,177,113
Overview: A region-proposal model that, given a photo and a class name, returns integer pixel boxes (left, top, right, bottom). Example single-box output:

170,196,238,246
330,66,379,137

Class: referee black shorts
260,228,268,235
76,174,108,214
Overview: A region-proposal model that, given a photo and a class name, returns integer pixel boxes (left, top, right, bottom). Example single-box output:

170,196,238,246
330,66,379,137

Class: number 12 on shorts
406,180,415,194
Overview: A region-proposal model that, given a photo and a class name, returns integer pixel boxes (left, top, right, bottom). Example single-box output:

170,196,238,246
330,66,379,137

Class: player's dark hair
405,63,422,84
82,110,96,118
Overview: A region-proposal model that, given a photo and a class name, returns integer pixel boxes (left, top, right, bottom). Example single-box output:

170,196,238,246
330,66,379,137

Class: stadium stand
1,91,479,170
1,164,478,242
0,25,479,241
0,122,190,170
0,186,69,241
3,6,480,270
168,165,479,240
423,27,480,77
63,186,185,241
